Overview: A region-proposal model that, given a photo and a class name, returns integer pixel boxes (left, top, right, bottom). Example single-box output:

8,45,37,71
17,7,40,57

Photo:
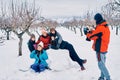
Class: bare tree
111,0,120,12
61,17,79,34
0,17,5,45
9,0,40,56
78,20,84,36
62,17,84,35
0,1,13,40
38,19,59,31
113,15,120,35
71,18,78,34
101,2,115,30
83,11,94,26
101,0,120,35
1,18,12,40
62,21,71,30
111,0,120,35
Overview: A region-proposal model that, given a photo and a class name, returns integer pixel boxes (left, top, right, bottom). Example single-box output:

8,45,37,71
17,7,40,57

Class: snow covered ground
0,27,120,80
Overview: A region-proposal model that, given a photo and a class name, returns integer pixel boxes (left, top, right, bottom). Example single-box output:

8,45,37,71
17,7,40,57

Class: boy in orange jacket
84,13,111,80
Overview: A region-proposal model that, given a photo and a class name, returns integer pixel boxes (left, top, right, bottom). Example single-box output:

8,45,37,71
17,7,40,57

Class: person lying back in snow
27,34,36,52
49,28,87,70
30,41,50,72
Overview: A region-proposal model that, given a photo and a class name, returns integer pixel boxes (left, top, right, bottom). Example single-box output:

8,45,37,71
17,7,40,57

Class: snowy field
0,27,120,80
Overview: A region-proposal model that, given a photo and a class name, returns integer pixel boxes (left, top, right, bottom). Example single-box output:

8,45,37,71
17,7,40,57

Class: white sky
0,0,109,18
37,0,109,18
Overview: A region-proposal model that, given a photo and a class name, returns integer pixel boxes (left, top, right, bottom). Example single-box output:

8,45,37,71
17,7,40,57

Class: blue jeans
96,52,110,80
31,63,46,72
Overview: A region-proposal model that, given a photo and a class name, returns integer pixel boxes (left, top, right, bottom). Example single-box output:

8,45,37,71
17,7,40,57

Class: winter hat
38,41,44,48
94,13,104,24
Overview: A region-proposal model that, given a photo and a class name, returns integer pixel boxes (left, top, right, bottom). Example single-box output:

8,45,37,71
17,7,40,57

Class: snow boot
81,66,85,70
98,77,105,80
106,77,111,80
45,66,52,70
83,59,87,64
81,59,87,70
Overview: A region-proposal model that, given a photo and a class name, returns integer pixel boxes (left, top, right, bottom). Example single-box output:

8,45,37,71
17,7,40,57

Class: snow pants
31,63,46,72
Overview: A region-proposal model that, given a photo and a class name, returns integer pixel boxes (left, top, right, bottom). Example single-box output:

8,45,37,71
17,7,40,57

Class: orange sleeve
86,26,103,40
87,32,98,40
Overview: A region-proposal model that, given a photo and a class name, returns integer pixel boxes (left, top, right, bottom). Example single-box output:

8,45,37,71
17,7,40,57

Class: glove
33,44,37,50
83,27,89,35
86,37,91,41
50,42,59,50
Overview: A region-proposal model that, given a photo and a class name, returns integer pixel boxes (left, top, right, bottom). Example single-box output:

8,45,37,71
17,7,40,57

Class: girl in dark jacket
49,28,87,70
28,34,36,52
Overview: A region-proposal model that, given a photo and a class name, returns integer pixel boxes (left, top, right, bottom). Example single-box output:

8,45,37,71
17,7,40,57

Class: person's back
99,21,110,52
87,21,110,52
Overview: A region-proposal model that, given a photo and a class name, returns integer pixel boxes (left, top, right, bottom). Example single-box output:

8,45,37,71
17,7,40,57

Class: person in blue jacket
30,41,50,72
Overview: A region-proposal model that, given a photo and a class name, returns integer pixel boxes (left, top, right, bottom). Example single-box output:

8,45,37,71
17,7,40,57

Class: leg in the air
63,42,87,70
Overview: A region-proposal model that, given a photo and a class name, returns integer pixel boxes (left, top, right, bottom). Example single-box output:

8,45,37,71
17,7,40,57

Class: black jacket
28,39,35,52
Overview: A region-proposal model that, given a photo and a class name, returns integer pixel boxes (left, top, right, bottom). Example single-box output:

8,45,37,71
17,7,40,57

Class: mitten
83,27,89,35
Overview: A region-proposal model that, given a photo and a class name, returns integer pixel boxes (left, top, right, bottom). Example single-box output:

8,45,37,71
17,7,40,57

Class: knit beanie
94,13,104,24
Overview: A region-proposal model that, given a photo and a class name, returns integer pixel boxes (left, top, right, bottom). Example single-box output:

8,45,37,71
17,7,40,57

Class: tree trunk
80,26,83,36
26,29,31,36
111,26,113,30
18,37,23,56
67,26,69,29
6,31,10,40
71,26,73,31
116,26,119,35
73,27,76,34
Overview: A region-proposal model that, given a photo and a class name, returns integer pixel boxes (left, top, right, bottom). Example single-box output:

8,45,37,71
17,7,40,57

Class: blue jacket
30,50,48,67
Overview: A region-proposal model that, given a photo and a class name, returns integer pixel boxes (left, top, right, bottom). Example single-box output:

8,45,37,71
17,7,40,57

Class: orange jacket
86,21,110,52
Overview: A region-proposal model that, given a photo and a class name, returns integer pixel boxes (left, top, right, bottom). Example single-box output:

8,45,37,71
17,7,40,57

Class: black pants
60,41,84,67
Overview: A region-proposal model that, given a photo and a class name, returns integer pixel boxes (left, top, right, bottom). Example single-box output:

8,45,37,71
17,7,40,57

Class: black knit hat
94,13,104,24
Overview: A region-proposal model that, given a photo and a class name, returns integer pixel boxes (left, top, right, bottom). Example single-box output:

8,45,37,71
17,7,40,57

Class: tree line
61,0,120,35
